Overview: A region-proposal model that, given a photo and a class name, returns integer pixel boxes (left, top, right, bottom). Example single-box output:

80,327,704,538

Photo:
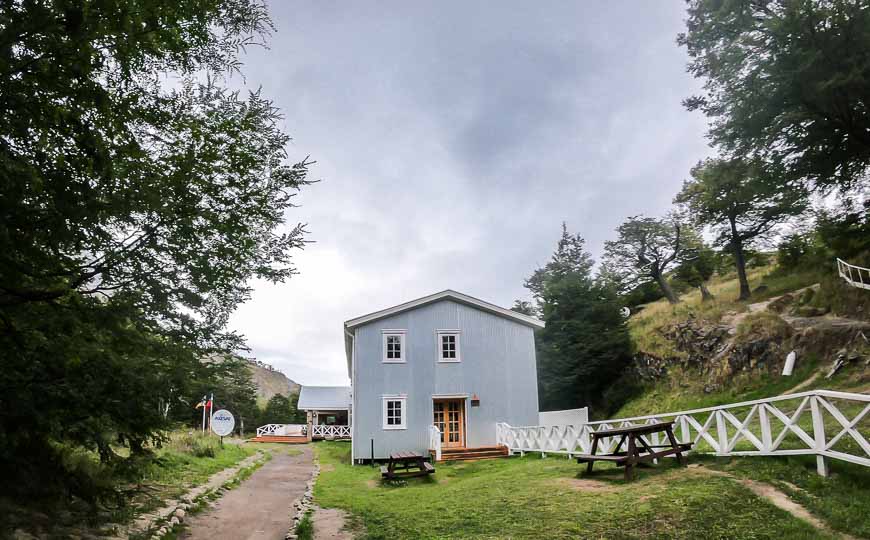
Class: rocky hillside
246,358,300,401
616,267,870,417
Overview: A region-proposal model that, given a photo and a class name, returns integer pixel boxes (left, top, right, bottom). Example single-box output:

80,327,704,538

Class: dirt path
311,506,354,539
180,445,315,540
689,465,856,539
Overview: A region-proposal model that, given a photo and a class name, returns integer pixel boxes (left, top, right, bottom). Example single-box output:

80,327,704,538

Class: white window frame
382,330,406,363
382,394,407,430
436,330,461,363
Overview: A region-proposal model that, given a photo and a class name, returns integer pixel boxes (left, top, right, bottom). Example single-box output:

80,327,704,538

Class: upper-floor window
382,330,406,363
382,395,407,429
437,331,461,362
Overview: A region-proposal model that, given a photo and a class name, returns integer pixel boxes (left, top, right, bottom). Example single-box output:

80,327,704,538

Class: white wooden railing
837,258,870,290
429,425,442,461
256,423,308,437
311,424,351,439
497,390,870,476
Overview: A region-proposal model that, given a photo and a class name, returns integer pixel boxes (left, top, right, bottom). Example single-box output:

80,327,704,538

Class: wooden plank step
441,446,506,454
439,450,509,462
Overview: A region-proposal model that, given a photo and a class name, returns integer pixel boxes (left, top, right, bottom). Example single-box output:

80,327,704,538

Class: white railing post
715,411,728,454
810,396,829,477
429,425,442,461
758,405,772,452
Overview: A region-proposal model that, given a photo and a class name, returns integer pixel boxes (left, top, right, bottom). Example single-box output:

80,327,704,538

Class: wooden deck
248,435,311,444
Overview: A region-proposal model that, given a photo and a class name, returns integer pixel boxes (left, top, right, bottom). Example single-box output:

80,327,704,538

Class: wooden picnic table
575,421,692,481
380,451,435,480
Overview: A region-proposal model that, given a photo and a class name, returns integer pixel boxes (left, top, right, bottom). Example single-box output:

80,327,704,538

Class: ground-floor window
382,395,407,429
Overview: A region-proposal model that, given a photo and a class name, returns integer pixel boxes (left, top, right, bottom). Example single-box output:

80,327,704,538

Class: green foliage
602,215,684,304
0,0,306,500
509,299,537,317
295,511,314,540
680,0,870,191
523,222,593,300
621,280,665,309
527,226,633,414
676,158,807,299
260,393,305,425
734,312,791,342
186,357,261,436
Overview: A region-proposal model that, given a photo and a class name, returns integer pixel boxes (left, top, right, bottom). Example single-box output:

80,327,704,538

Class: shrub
735,312,792,342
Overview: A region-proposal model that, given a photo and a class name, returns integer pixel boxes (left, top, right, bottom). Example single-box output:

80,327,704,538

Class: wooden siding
351,299,539,460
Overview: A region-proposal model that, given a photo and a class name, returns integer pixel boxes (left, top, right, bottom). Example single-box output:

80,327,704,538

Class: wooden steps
437,445,509,462
249,435,310,444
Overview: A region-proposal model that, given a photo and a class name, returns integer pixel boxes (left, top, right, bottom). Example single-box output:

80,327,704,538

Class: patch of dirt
737,478,828,531
553,477,618,493
320,463,335,472
783,371,822,395
365,479,378,489
689,465,857,539
312,506,354,540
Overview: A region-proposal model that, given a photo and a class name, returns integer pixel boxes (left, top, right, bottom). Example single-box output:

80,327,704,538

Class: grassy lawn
312,441,866,540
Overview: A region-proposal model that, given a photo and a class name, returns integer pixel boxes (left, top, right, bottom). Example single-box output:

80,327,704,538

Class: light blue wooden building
344,290,544,463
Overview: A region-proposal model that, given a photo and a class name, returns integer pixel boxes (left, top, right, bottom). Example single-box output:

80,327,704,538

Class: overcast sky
226,2,711,386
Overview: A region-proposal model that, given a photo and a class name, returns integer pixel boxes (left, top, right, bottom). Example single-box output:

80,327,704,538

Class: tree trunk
729,216,751,301
654,271,679,304
699,282,714,302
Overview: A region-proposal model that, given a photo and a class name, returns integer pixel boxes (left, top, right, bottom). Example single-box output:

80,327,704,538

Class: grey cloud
227,1,711,386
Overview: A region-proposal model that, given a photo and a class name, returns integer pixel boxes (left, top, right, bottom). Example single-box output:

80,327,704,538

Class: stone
170,517,180,526
173,509,186,519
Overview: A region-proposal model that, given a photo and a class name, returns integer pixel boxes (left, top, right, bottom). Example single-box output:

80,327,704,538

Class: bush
169,432,220,459
735,312,792,342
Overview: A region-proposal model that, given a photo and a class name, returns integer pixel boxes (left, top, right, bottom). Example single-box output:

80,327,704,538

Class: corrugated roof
297,386,351,411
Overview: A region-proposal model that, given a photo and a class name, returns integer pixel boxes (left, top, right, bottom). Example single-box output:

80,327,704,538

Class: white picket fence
497,389,870,476
837,258,870,290
311,424,351,439
256,423,308,437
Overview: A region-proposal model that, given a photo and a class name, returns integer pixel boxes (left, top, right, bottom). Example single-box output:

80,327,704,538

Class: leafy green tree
679,0,870,192
0,0,309,495
675,158,807,300
675,236,717,302
602,216,684,304
510,300,537,317
524,222,594,303
261,393,305,425
527,227,633,413
187,357,261,437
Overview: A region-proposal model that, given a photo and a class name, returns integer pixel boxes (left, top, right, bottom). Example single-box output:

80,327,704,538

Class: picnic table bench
574,421,692,481
380,451,435,480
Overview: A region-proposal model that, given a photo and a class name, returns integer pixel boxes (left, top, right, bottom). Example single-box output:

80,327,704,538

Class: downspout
345,327,356,465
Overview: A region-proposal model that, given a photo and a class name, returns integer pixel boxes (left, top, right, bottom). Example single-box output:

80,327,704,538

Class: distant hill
245,358,301,401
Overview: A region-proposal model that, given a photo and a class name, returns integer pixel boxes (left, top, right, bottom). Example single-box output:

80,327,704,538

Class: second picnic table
574,421,692,481
380,451,435,480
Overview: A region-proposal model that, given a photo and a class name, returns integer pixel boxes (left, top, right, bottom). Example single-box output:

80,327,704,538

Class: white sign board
211,409,235,437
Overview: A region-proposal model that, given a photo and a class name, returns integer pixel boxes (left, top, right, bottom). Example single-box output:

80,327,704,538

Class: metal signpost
211,409,236,447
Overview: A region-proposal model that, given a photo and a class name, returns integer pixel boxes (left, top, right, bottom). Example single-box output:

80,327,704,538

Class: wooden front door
433,399,465,448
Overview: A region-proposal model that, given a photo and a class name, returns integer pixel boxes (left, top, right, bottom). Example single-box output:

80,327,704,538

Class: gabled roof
344,289,544,330
343,290,544,376
297,386,351,411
